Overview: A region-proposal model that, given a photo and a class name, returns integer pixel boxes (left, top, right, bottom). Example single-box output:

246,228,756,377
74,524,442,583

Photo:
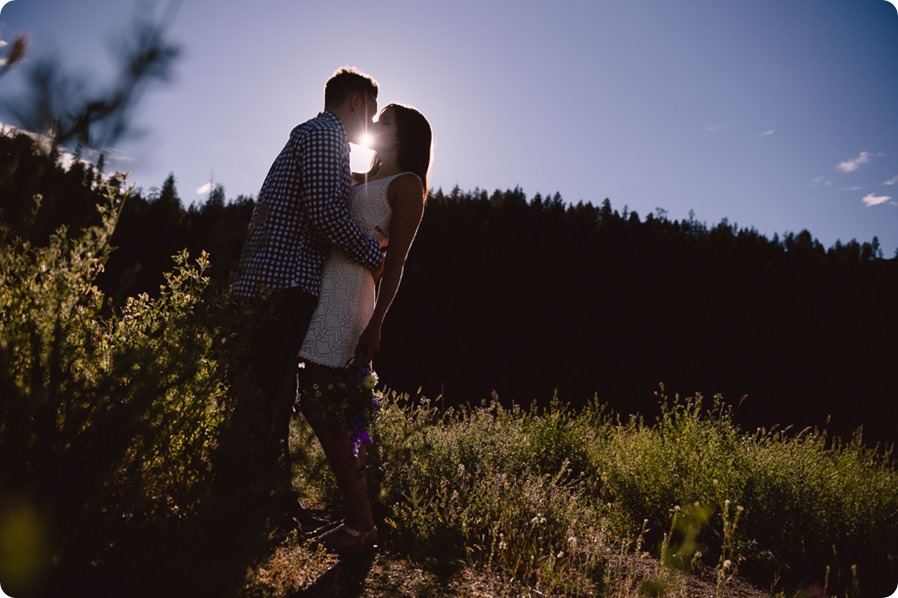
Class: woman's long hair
371,103,432,198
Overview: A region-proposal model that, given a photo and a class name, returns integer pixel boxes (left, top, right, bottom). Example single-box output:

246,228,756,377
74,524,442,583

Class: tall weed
368,393,624,595
299,386,898,596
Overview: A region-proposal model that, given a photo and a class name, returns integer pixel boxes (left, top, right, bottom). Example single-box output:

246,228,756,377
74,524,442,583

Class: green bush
585,388,898,596
0,179,229,595
737,422,898,592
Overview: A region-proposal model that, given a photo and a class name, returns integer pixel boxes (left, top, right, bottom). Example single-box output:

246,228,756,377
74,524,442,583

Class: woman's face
369,108,399,152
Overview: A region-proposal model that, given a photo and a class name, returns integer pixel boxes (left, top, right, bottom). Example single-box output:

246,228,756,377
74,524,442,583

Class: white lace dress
298,173,404,368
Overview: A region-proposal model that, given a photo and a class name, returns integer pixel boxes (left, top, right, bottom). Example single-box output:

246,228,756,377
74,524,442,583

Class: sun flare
350,138,376,172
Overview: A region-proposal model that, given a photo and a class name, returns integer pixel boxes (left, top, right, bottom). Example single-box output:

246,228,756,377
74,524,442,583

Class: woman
297,103,433,551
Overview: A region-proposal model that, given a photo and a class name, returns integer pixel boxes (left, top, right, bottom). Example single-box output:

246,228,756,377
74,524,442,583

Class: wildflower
306,353,383,458
362,369,379,389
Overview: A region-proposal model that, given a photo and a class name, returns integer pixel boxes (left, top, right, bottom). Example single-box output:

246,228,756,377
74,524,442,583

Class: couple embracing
230,66,432,552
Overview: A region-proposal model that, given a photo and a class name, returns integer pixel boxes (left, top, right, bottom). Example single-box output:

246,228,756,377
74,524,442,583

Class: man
229,66,384,521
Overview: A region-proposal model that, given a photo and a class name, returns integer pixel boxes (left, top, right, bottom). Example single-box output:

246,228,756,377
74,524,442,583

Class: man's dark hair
324,67,378,109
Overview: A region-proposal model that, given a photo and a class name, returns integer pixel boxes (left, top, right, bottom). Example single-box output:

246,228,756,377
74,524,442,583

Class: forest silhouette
2,136,895,448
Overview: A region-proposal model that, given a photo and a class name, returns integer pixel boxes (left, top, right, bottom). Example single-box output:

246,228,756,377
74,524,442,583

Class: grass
260,387,898,597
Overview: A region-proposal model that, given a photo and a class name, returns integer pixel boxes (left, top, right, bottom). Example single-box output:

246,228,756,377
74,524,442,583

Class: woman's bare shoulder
388,172,425,206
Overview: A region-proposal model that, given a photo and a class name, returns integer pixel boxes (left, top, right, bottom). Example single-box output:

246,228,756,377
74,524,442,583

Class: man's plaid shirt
231,111,383,298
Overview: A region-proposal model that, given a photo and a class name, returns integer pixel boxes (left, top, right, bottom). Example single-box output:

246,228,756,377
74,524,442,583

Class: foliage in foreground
300,389,897,596
0,181,230,596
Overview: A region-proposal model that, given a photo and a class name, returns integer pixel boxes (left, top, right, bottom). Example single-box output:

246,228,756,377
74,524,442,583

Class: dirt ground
242,532,774,597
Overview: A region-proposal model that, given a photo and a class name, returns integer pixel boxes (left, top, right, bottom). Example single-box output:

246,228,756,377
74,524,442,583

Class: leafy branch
2,10,181,155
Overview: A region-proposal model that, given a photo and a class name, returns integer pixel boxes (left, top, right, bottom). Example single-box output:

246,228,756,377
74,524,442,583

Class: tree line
2,131,896,446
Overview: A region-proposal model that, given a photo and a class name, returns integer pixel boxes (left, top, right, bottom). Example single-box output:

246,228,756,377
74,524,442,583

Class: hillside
2,134,897,596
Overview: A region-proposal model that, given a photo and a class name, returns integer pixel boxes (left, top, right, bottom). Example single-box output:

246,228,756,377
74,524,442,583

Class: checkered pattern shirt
231,111,383,298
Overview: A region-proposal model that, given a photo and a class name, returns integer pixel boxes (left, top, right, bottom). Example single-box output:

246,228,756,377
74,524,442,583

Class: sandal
313,523,379,554
302,517,344,540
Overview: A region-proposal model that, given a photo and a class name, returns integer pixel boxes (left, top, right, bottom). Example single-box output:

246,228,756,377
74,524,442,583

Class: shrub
587,388,898,596
0,179,229,596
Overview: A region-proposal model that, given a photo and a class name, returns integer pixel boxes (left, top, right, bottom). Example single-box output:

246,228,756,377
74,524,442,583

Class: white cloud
883,175,898,186
862,193,892,207
704,124,723,133
761,129,775,136
57,152,76,171
2,122,135,175
809,176,832,187
82,146,136,165
841,186,864,192
1,122,54,153
196,182,213,195
835,151,872,173
0,34,14,66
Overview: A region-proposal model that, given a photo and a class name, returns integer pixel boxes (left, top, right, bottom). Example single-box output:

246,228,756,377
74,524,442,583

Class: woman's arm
357,173,425,359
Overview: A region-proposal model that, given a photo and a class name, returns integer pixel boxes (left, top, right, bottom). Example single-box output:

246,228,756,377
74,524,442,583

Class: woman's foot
302,517,343,540
312,523,378,553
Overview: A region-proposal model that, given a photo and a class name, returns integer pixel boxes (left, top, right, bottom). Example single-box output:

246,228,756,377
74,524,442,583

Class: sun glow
357,132,374,149
350,139,376,173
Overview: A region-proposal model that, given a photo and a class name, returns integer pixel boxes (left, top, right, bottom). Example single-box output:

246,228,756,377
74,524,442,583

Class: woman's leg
299,364,376,538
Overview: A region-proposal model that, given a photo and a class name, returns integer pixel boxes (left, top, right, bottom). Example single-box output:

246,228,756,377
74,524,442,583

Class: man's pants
241,287,318,498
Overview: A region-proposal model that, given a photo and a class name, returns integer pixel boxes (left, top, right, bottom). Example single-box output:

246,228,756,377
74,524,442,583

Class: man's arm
299,126,383,271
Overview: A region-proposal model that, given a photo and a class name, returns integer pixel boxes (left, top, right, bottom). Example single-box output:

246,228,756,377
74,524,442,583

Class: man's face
349,91,378,144
360,92,378,136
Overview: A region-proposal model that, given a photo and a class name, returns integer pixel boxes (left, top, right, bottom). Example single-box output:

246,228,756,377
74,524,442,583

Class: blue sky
2,0,897,256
